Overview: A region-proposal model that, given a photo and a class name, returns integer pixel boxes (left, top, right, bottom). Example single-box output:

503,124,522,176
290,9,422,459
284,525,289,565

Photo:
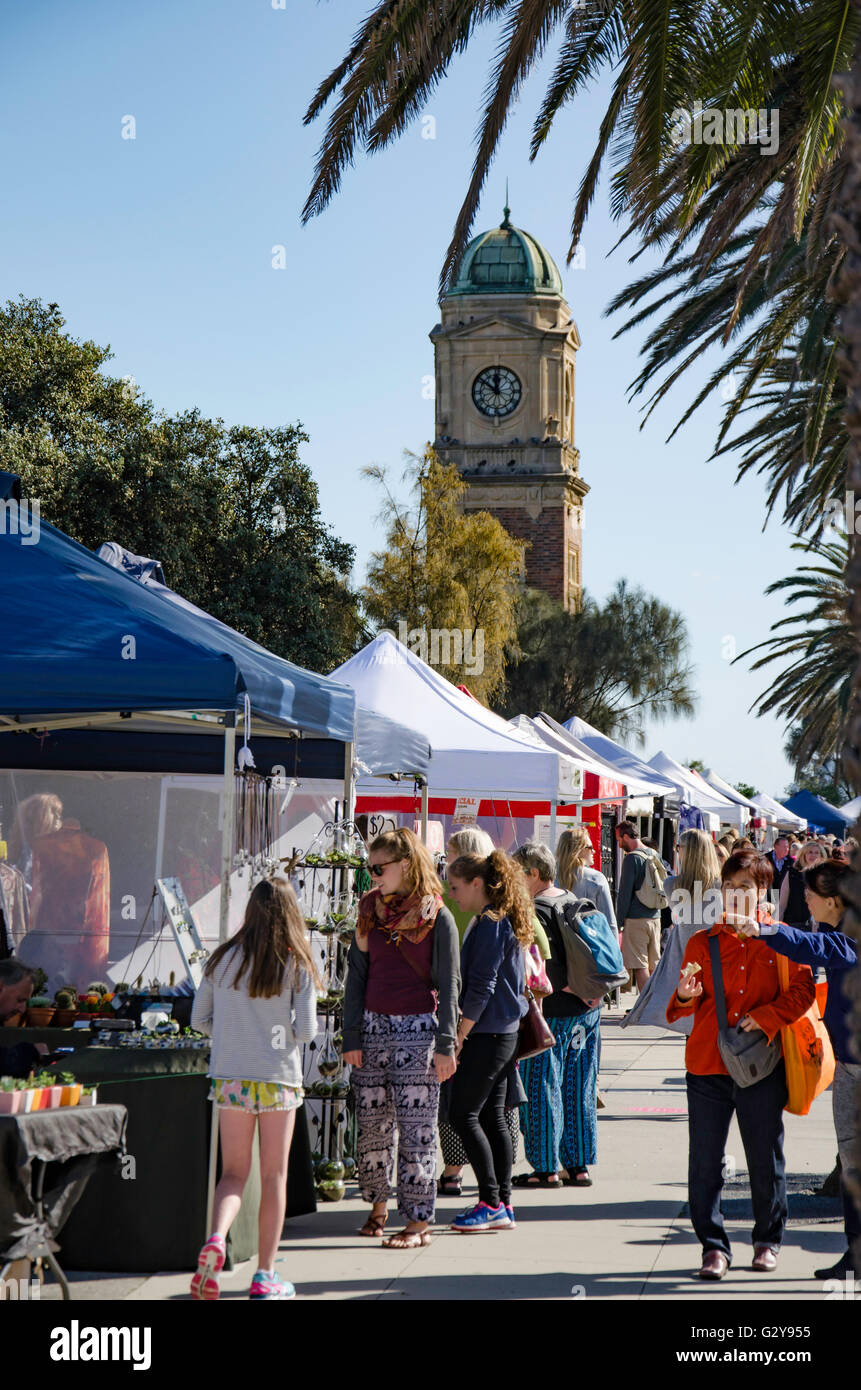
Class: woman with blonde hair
621,829,721,1035
556,827,617,932
343,827,460,1249
444,850,532,1230
778,840,827,928
8,793,63,887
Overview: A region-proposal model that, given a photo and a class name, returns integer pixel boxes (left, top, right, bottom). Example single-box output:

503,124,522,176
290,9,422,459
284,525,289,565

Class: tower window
568,548,580,588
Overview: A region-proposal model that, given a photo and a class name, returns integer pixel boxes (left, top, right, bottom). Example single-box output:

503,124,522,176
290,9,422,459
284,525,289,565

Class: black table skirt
58,1057,316,1273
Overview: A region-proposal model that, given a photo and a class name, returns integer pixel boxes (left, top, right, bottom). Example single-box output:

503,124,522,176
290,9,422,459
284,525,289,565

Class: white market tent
702,767,763,817
562,714,677,800
527,713,666,799
331,632,580,802
648,750,743,828
840,795,861,821
751,792,807,831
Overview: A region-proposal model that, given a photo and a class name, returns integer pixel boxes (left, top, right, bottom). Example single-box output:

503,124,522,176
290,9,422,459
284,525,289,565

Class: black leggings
448,1031,519,1207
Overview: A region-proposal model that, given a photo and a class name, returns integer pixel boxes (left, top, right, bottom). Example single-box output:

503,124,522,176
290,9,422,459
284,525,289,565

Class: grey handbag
707,935,781,1088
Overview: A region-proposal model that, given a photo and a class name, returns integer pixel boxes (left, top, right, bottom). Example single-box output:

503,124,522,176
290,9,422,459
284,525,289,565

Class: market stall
331,631,580,851
0,509,433,1249
647,750,741,834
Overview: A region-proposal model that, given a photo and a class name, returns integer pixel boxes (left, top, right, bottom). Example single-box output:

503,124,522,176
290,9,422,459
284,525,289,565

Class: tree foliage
736,537,857,772
495,580,696,739
0,297,363,672
362,449,523,702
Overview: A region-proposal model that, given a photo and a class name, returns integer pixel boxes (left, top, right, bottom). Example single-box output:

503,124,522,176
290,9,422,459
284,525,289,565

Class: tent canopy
95,543,428,777
332,631,570,799
0,519,355,743
647,751,741,823
750,792,805,830
782,791,852,836
562,715,676,797
699,768,757,815
839,795,861,821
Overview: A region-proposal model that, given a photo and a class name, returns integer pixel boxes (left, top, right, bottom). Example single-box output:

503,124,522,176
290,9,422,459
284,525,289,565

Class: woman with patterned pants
343,828,460,1249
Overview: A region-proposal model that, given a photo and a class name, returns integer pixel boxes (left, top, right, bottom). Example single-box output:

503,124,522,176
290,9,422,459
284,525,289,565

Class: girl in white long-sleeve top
190,876,320,1301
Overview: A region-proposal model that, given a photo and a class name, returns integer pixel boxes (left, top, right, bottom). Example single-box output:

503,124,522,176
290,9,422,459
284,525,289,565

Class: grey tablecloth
0,1105,127,1261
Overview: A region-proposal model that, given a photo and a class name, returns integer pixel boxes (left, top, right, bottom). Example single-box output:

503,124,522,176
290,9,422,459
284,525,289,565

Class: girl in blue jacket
445,850,532,1232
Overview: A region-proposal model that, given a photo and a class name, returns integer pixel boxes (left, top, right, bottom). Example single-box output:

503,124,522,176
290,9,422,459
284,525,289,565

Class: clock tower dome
430,205,587,610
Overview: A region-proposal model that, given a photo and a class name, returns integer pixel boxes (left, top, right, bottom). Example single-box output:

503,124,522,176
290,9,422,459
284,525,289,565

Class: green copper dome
445,205,564,297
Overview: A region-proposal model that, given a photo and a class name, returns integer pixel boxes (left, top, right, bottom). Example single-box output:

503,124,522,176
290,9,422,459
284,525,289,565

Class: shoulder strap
707,934,729,1033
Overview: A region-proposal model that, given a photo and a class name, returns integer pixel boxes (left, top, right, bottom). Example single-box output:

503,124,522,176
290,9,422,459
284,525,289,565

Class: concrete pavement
43,1000,847,1301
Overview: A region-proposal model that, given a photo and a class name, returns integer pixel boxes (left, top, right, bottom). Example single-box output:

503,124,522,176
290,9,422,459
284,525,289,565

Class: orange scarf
356,887,443,946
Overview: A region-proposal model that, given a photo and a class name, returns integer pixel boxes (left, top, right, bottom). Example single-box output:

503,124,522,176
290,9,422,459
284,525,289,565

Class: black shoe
814,1252,854,1280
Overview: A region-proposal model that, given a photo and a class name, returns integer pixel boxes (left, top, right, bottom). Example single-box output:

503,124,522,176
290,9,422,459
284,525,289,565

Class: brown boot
698,1250,729,1280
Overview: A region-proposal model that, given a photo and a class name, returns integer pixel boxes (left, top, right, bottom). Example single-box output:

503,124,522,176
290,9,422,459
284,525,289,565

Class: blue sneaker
451,1201,512,1233
503,1205,515,1228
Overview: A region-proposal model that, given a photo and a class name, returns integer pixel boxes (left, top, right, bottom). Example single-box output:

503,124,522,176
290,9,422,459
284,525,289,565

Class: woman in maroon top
343,828,460,1249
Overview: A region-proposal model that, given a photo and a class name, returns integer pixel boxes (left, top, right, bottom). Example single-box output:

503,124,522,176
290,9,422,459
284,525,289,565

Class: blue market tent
781,791,852,837
0,518,428,779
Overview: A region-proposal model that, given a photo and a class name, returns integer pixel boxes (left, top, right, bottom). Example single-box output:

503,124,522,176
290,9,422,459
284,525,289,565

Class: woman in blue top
445,850,532,1232
736,858,859,1279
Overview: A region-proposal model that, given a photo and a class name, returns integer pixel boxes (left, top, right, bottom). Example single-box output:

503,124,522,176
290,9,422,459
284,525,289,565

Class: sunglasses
369,860,401,877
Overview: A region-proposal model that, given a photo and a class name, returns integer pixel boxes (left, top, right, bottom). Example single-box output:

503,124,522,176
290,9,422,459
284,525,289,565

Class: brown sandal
381,1227,431,1250
358,1212,388,1237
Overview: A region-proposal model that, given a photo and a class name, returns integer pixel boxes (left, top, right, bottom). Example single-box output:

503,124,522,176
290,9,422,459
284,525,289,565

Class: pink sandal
191,1234,226,1300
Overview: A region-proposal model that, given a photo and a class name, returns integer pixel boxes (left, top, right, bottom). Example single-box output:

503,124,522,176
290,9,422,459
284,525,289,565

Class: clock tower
430,205,587,610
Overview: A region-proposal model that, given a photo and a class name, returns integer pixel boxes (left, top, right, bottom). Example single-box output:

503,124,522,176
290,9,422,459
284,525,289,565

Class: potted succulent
0,1077,25,1115
26,1076,45,1111
53,988,78,1028
58,1072,82,1107
24,996,56,1028
78,1085,99,1108
34,1069,63,1108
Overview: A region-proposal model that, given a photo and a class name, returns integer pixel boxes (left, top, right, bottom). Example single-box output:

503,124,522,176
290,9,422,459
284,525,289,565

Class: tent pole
549,798,557,852
219,714,236,944
420,781,429,844
344,741,355,827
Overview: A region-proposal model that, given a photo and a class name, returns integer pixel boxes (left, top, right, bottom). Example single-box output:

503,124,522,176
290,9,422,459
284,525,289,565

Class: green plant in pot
53,988,78,1027
25,995,56,1027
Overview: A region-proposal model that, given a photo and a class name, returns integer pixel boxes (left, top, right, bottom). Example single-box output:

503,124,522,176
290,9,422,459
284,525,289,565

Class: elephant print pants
352,1010,440,1223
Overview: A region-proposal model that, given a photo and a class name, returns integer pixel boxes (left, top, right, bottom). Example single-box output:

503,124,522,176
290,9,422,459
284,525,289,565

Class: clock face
472,366,522,418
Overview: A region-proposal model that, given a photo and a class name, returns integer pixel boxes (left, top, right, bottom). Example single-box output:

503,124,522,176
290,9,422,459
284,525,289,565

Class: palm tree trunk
831,0,861,1276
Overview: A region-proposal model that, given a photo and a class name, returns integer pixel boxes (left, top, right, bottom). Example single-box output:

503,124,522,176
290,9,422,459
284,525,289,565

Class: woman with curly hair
343,827,460,1250
444,849,532,1232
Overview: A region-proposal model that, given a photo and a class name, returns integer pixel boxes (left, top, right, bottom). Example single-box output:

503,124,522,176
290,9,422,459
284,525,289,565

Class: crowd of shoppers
4,817,857,1300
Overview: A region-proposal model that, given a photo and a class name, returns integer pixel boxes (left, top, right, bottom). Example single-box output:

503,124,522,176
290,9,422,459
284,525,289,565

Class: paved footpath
50,1001,846,1301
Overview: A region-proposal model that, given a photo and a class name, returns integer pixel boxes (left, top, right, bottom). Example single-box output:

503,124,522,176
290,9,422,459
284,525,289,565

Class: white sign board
453,796,480,825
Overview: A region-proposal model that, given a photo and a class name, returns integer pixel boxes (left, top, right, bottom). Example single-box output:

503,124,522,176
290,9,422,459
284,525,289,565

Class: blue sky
0,0,805,799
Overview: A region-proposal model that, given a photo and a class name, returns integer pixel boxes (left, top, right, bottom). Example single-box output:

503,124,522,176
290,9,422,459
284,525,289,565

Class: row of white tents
331,632,804,841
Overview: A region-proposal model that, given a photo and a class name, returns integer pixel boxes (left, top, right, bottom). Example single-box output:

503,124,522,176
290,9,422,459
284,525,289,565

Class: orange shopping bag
776,956,835,1115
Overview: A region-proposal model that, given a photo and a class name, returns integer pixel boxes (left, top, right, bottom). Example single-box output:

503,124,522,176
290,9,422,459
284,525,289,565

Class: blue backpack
547,894,628,998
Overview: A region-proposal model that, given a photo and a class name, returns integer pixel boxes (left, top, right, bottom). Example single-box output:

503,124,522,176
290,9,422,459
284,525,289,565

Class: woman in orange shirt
667,849,815,1281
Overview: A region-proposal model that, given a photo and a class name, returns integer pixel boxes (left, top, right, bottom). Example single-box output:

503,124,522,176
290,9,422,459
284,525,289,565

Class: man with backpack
511,841,627,1190
615,821,669,993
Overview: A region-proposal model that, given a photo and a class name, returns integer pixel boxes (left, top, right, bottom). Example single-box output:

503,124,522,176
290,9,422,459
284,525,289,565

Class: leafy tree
736,538,856,773
362,449,522,702
735,781,757,800
784,753,853,808
687,759,706,773
496,581,696,740
0,296,363,671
